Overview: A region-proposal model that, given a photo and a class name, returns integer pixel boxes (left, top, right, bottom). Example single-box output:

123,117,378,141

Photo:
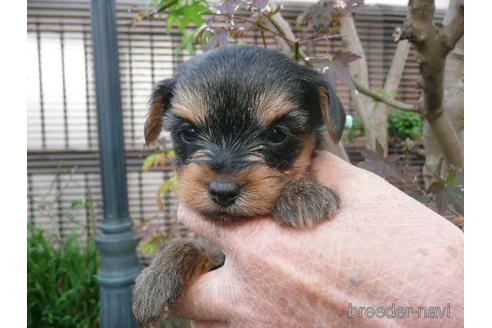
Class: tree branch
338,14,382,151
366,39,411,155
397,0,464,168
264,4,311,66
382,40,411,96
442,0,464,49
353,80,420,113
340,15,370,88
133,0,179,25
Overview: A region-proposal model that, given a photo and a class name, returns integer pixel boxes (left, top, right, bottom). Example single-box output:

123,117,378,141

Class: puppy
133,45,345,327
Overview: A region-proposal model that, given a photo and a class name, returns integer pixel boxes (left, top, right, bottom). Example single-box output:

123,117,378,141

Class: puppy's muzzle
208,180,241,207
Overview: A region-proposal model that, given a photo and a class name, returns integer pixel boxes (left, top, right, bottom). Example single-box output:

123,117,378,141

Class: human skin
172,151,464,328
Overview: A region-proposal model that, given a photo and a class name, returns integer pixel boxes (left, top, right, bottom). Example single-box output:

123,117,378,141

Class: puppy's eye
266,127,288,144
180,126,198,143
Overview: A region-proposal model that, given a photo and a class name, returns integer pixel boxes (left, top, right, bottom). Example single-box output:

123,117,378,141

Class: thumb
177,204,228,246
171,262,236,321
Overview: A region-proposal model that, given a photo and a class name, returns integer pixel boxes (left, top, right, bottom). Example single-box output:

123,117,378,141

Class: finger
178,204,278,252
171,264,235,321
312,151,359,186
177,204,228,247
312,151,389,195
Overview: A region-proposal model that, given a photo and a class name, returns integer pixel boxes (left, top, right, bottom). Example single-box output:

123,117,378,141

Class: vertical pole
89,0,141,327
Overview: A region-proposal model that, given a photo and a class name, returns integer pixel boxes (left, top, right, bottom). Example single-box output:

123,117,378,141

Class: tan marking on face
281,135,317,180
177,135,317,219
255,88,297,126
232,164,285,216
171,88,208,125
177,161,286,219
177,163,218,215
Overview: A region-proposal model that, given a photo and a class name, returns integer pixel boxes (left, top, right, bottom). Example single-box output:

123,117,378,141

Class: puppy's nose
208,181,241,207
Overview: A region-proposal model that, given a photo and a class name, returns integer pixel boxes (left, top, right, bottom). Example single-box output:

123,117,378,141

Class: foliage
156,175,179,211
343,105,424,144
135,0,208,53
136,0,362,89
357,142,403,181
388,109,424,142
142,150,179,212
425,169,464,217
34,169,99,239
142,150,176,172
27,224,99,328
138,221,173,256
346,108,423,144
137,149,181,257
299,0,365,35
367,89,424,142
357,143,464,229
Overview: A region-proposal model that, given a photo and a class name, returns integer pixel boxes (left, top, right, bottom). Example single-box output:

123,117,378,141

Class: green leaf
70,200,84,208
179,32,197,53
166,12,177,32
388,109,423,141
140,241,157,256
156,175,178,211
142,153,159,172
372,88,399,98
166,150,176,159
183,4,205,26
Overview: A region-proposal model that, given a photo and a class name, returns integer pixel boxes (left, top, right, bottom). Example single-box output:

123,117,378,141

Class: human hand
172,151,463,328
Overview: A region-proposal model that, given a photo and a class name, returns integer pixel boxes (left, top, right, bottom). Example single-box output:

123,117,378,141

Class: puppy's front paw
273,178,339,227
133,238,224,327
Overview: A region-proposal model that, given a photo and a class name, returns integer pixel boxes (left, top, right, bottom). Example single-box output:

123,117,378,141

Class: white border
464,0,492,325
0,0,27,325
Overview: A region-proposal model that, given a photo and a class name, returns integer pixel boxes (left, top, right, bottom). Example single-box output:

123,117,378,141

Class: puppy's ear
316,82,346,143
145,78,176,145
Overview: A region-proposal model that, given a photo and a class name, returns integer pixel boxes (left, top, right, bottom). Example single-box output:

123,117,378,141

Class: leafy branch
137,0,363,89
353,80,420,113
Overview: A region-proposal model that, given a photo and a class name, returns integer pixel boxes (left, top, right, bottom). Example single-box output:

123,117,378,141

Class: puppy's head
145,46,345,220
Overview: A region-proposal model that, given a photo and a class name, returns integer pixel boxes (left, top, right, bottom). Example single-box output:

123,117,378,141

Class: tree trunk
423,33,464,185
369,40,411,154
340,15,380,152
400,0,464,169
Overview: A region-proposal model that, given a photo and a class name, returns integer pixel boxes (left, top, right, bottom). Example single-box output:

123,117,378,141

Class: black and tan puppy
133,45,345,327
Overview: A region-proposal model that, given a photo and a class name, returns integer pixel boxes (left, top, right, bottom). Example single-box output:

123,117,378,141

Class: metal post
89,0,141,327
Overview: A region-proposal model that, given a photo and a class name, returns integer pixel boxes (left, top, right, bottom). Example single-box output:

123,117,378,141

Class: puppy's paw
133,238,224,327
273,178,340,227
